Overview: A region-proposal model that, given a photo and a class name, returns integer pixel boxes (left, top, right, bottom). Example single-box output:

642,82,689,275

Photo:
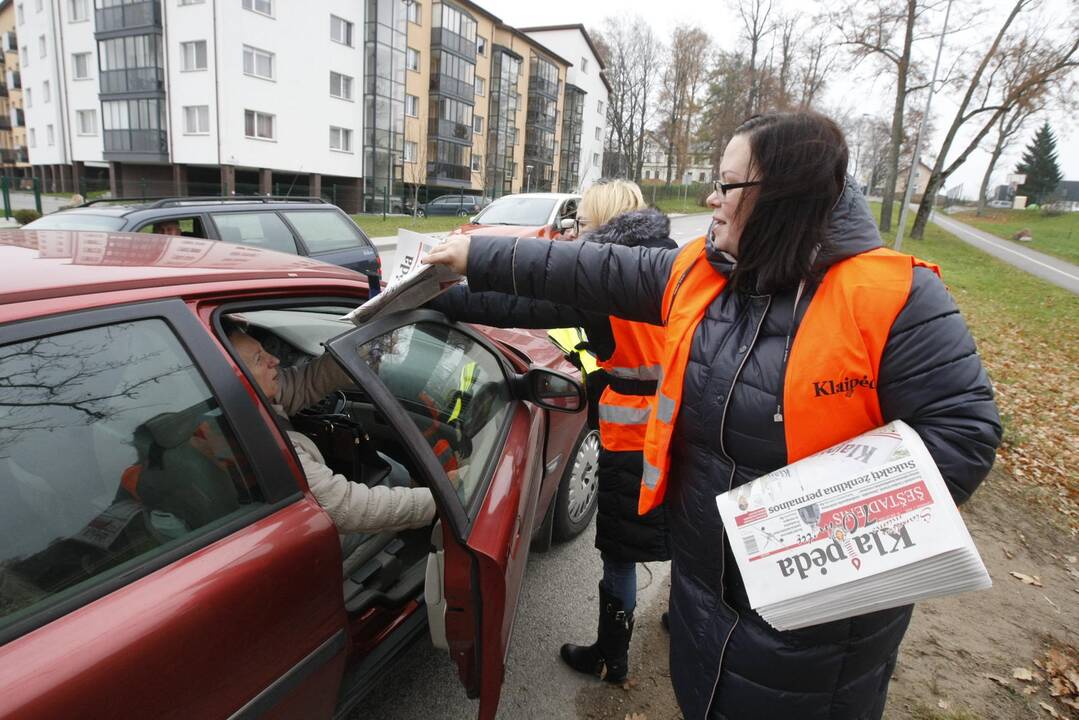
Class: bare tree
402,124,429,222
974,100,1038,214
911,1,1079,238
659,26,712,184
740,0,776,116
797,33,837,108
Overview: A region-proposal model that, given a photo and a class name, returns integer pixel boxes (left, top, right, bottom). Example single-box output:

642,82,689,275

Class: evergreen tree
1014,121,1063,205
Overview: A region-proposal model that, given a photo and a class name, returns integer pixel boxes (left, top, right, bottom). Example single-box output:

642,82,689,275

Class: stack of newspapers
716,420,991,631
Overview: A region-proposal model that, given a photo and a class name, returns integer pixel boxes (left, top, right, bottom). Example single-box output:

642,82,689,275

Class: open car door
326,309,571,719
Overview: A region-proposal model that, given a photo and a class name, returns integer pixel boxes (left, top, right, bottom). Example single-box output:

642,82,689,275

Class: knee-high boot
559,583,635,683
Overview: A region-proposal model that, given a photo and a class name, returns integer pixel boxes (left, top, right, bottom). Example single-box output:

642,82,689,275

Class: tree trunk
910,171,945,239
880,0,917,233
976,140,1005,216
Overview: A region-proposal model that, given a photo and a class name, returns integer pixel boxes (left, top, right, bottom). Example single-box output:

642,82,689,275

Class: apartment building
640,130,713,185
0,0,29,174
21,0,606,211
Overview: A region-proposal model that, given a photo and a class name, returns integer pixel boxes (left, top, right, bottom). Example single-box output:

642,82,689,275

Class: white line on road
933,215,1079,284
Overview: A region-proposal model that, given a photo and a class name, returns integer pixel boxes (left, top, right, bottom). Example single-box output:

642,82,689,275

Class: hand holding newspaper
716,420,991,631
344,229,462,326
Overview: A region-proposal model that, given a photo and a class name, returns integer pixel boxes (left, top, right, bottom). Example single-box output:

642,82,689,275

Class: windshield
24,213,127,231
473,197,557,226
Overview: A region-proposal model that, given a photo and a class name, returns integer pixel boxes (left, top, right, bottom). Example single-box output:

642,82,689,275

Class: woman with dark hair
425,110,1002,719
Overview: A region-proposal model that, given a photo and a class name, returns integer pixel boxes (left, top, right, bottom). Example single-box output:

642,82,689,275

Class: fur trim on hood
586,207,671,247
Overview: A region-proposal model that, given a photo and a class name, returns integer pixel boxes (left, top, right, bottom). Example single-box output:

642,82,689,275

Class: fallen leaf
624,714,647,720
1010,571,1044,587
1014,667,1035,681
621,679,639,691
982,673,1011,687
1002,545,1015,559
1024,685,1039,695
1039,701,1059,718
937,698,950,710
1067,555,1077,564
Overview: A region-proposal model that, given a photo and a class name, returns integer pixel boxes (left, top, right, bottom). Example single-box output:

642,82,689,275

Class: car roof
57,197,338,219
491,193,579,200
0,230,361,308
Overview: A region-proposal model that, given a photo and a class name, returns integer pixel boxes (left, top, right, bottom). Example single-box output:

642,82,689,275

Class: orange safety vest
596,316,666,452
639,237,940,513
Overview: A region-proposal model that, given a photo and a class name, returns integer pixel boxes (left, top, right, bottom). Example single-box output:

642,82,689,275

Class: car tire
456,210,469,217
416,209,426,218
552,427,600,542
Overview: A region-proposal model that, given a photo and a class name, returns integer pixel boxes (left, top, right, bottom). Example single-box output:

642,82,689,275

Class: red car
455,192,581,240
0,230,599,720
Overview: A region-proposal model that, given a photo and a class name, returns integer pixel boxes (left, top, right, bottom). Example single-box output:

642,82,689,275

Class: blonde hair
578,179,647,230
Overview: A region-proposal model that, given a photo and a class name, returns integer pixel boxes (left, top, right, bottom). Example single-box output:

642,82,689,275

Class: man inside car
225,324,437,533
152,220,183,236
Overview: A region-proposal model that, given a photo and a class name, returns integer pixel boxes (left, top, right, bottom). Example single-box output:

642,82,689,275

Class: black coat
463,185,1002,720
429,209,675,563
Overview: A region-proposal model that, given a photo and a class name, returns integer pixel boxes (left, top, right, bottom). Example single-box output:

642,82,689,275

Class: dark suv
23,196,381,285
416,194,486,218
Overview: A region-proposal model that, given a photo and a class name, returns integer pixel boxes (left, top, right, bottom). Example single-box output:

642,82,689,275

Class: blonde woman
428,180,674,683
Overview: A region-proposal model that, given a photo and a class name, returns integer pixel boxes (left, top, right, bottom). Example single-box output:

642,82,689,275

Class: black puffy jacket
463,184,1002,720
429,209,675,563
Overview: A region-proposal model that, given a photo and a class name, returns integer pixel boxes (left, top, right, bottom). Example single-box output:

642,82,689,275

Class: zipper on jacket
706,293,772,719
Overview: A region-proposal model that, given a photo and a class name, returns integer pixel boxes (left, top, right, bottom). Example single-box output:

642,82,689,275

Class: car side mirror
559,218,575,231
516,368,585,413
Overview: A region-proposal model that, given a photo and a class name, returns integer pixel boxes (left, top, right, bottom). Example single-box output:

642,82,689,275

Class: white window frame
329,125,353,153
330,71,354,101
16,3,23,24
183,105,210,135
593,152,600,166
46,124,54,145
406,0,420,23
180,40,208,72
37,34,45,58
242,44,275,81
330,15,354,47
29,128,36,147
598,100,605,115
67,0,88,21
72,52,91,80
42,79,50,103
477,35,486,56
406,47,419,71
471,154,482,172
475,76,485,96
473,115,483,134
25,88,31,107
76,109,97,136
581,57,588,73
242,0,273,17
179,0,206,4
595,126,602,141
405,94,418,117
403,140,417,162
244,109,275,140
20,46,28,67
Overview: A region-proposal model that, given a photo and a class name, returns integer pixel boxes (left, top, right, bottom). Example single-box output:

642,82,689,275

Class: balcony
428,118,471,144
426,161,471,184
17,146,29,163
3,32,15,54
528,76,559,101
104,128,168,155
0,84,7,98
430,29,476,60
100,66,165,94
95,0,162,34
0,116,10,131
429,74,474,102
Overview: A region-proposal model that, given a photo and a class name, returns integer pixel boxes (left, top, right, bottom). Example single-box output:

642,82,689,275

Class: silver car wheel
566,429,600,524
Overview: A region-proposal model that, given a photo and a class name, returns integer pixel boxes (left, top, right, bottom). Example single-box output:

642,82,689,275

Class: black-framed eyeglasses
712,180,761,196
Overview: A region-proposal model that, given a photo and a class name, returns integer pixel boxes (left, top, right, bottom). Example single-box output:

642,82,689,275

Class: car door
208,210,302,255
325,310,548,720
0,300,347,720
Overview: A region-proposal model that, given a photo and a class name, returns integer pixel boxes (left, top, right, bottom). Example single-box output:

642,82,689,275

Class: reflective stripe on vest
547,327,599,375
639,237,940,513
597,315,666,452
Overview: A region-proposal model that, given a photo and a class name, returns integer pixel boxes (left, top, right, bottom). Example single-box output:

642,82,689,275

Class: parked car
22,196,382,289
457,192,581,239
0,229,599,720
416,194,488,218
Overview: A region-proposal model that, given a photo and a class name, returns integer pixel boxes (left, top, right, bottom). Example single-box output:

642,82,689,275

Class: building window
475,76,485,96
29,128,35,147
406,0,420,23
46,124,54,145
473,115,483,134
406,47,419,71
242,0,273,16
477,35,486,55
16,3,23,24
37,34,45,58
330,15,353,46
593,152,599,166
181,40,208,71
72,52,91,79
598,99,604,115
244,109,275,140
183,105,210,134
330,71,354,100
179,0,205,4
472,154,482,172
20,46,28,66
595,126,601,140
581,57,588,73
403,140,417,162
329,126,352,152
68,0,88,21
242,45,274,80
405,94,418,117
76,109,97,135
43,80,50,102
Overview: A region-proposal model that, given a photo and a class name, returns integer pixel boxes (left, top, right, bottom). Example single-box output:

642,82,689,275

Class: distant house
896,158,935,198
640,131,713,184
1053,180,1079,212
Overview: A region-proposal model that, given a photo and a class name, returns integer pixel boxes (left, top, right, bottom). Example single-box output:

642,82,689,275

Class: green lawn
951,207,1079,266
351,214,468,238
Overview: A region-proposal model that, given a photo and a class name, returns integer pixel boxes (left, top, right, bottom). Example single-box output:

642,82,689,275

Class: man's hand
422,233,470,275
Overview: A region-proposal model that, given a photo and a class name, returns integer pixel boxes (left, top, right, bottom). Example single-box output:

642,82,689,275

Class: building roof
518,24,613,94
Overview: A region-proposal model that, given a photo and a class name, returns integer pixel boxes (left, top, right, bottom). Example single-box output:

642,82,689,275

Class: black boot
560,584,635,683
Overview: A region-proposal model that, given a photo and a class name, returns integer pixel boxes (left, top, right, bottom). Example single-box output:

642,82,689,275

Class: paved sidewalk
8,191,77,215
931,212,1079,295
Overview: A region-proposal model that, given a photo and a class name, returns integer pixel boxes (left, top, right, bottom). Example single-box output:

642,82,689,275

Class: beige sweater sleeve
287,430,436,533
276,352,354,416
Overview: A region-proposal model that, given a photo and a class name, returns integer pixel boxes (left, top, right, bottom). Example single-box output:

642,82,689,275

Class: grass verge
951,208,1079,266
351,214,468,238
871,202,1079,530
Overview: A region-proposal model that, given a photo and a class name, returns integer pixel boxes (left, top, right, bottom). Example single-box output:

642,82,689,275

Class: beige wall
470,12,496,192
404,0,433,187
0,0,26,168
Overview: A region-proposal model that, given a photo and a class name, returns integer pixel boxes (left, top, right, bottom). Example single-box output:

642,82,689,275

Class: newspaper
344,229,461,325
716,420,991,630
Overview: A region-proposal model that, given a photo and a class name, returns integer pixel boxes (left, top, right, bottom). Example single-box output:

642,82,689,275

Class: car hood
456,223,548,237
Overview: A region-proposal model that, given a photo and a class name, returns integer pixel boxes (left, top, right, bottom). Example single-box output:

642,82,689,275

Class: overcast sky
485,0,1078,198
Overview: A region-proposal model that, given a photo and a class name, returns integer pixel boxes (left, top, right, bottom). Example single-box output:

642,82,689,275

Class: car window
281,210,365,254
136,217,205,238
352,322,512,508
473,197,558,226
210,212,298,254
0,319,265,637
23,213,127,231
